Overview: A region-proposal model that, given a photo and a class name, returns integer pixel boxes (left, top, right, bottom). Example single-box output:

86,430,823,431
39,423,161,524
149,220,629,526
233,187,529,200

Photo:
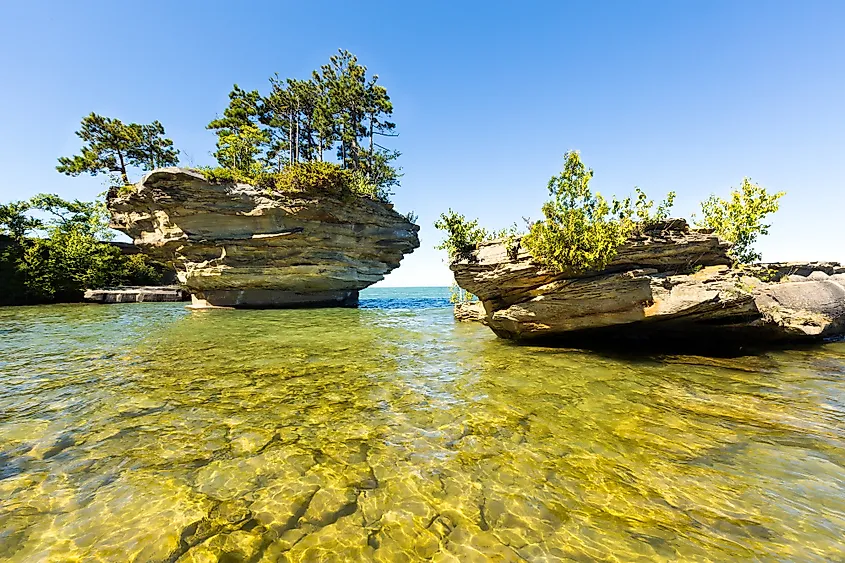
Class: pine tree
289,78,321,163
262,75,295,170
207,85,266,172
129,121,179,170
311,70,337,161
207,50,401,191
362,74,400,189
57,113,138,184
318,50,368,170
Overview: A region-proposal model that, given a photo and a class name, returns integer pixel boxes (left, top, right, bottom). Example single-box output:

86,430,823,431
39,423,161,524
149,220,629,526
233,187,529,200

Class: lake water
1,287,844,562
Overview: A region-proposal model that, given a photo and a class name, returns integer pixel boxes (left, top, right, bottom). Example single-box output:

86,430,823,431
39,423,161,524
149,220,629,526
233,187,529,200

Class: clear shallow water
1,287,844,562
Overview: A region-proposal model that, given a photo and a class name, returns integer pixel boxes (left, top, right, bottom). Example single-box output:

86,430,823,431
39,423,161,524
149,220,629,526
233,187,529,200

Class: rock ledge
108,168,420,308
451,220,845,349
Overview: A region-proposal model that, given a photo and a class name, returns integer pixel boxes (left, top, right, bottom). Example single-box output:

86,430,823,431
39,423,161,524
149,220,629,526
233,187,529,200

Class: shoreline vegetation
0,50,407,306
0,196,165,306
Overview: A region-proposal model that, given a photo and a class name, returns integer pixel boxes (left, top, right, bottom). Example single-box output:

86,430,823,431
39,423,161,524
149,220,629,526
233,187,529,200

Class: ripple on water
0,293,844,562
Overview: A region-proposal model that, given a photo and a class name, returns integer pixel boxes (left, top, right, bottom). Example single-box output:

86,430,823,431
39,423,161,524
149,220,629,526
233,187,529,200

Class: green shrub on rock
198,161,391,203
434,152,677,272
694,178,785,264
434,151,783,278
434,210,488,262
522,151,636,274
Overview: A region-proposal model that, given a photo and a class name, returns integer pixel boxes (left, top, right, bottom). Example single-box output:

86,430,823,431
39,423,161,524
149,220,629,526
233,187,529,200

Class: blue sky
1,1,843,286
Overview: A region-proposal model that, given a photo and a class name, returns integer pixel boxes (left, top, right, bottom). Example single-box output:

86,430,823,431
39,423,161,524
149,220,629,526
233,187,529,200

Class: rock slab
451,220,845,347
108,168,420,308
84,286,189,304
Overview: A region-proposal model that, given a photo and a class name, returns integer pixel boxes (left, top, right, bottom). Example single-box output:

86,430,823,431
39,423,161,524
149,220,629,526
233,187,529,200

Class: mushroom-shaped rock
108,168,420,308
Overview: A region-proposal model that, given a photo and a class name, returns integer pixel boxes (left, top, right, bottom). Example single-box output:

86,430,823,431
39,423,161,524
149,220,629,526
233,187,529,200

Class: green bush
521,152,677,274
117,253,165,286
434,209,488,262
633,187,676,229
694,178,785,264
196,166,260,186
270,161,355,193
198,161,391,203
434,151,782,275
522,152,633,274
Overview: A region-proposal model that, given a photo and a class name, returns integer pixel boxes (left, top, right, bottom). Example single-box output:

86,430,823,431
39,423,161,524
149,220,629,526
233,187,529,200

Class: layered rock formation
453,300,487,323
452,220,845,348
108,168,419,308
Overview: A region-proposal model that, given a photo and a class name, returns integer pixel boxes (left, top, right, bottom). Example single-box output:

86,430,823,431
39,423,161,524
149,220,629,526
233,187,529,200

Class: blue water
359,286,451,310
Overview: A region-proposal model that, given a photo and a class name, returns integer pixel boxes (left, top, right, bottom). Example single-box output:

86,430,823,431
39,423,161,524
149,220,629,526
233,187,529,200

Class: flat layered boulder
451,220,845,348
84,286,189,304
108,168,420,308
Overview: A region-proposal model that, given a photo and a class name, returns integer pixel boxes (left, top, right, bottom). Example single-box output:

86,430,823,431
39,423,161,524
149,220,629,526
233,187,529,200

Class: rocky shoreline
451,220,845,349
108,168,420,308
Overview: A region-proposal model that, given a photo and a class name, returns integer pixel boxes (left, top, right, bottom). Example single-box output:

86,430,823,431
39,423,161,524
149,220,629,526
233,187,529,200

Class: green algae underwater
1,288,844,562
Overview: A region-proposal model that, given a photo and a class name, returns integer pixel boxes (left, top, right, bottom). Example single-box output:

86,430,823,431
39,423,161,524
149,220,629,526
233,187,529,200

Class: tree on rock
207,85,266,174
204,50,402,199
131,121,179,170
57,113,179,184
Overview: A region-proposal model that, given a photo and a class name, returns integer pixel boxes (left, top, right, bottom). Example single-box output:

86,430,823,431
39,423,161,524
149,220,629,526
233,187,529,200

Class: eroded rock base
189,289,359,309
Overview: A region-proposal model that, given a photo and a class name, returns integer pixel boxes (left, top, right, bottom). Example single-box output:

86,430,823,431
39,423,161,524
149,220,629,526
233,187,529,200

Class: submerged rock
451,220,845,349
108,168,420,308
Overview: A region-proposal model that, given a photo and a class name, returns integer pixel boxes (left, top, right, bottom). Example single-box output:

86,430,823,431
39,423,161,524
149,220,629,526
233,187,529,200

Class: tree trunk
340,122,346,168
117,150,129,184
288,113,294,164
368,114,374,179
295,115,300,163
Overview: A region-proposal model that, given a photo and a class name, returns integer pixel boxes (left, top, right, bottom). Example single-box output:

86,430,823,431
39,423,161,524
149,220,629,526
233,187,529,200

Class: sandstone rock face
108,168,420,308
451,220,845,348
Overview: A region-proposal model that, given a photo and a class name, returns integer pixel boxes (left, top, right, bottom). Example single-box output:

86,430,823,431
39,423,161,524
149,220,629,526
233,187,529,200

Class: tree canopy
57,113,179,184
206,50,400,198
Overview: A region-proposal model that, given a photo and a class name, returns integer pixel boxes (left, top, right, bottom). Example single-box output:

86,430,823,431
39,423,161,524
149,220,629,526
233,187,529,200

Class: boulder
454,301,487,322
450,220,845,348
108,168,419,308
